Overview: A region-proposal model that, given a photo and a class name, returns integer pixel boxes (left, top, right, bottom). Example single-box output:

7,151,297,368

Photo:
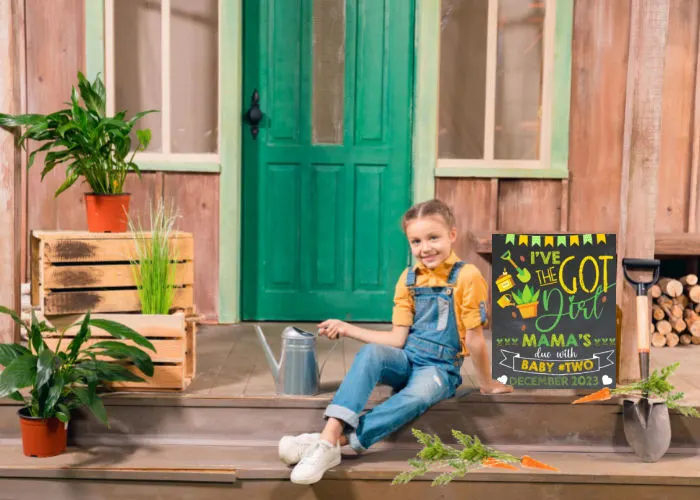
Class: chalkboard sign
491,234,617,390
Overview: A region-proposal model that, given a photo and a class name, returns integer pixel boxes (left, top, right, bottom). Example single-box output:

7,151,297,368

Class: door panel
242,0,414,321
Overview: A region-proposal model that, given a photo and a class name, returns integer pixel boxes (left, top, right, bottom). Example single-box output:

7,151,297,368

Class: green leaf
35,348,55,391
8,391,25,403
0,344,31,368
0,354,37,398
74,360,146,383
30,310,48,354
88,318,156,352
0,305,27,329
72,385,108,426
136,128,152,150
43,372,65,418
67,312,92,362
89,341,154,377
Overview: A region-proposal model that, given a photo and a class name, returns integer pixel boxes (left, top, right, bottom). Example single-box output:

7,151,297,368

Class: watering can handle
318,339,343,379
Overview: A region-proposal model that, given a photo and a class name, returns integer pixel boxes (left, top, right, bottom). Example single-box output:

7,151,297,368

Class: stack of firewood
650,274,700,347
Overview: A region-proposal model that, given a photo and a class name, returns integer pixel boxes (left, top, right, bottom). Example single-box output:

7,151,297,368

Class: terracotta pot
85,193,131,233
18,408,68,458
516,301,539,319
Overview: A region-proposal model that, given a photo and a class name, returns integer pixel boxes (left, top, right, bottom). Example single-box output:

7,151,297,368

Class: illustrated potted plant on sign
0,72,157,232
511,285,540,319
0,306,155,458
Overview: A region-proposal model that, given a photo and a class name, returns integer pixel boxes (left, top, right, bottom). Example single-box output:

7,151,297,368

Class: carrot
571,387,611,404
481,458,519,471
520,455,559,472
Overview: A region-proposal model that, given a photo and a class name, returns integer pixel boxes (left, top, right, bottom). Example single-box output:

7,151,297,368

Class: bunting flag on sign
596,234,607,244
519,235,529,246
583,234,593,245
531,235,542,246
506,234,515,245
570,235,580,246
557,236,567,247
544,236,554,247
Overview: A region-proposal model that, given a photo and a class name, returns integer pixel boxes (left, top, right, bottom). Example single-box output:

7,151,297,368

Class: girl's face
405,215,456,269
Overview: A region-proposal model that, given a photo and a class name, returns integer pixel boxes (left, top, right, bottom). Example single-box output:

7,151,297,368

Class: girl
279,199,513,485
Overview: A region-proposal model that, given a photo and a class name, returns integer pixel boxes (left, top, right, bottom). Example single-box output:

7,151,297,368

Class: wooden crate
31,230,194,315
44,312,197,391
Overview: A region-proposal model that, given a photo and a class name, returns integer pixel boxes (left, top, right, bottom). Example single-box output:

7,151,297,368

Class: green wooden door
242,0,414,321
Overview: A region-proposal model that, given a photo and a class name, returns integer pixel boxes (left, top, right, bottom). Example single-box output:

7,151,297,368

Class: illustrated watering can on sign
254,325,340,396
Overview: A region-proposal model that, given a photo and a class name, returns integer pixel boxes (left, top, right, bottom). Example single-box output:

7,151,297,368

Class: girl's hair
401,199,456,232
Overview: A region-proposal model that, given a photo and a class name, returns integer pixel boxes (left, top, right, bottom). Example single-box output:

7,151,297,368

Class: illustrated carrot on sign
571,387,612,404
520,455,560,472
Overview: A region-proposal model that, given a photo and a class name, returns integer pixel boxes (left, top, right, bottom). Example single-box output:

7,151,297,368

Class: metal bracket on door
244,90,264,139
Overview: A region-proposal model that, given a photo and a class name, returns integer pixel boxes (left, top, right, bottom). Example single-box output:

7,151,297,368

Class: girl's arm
318,320,409,348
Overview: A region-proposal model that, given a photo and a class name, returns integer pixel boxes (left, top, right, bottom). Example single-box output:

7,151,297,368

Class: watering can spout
254,325,281,385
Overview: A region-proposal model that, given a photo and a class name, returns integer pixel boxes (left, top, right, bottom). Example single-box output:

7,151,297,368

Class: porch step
0,443,700,500
3,393,700,453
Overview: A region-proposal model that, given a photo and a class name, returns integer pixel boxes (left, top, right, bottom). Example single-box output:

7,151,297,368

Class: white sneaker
290,440,341,485
278,433,321,465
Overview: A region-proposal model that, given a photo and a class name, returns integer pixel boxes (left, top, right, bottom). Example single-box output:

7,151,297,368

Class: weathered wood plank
0,0,22,343
45,338,186,363
568,0,631,233
44,262,194,289
44,287,194,315
47,312,187,338
497,180,561,233
25,0,85,232
163,173,219,320
436,178,493,290
112,364,186,390
618,0,669,383
657,0,698,232
35,232,194,263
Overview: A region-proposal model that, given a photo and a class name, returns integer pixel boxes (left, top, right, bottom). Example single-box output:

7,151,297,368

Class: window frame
85,0,230,174
413,0,573,187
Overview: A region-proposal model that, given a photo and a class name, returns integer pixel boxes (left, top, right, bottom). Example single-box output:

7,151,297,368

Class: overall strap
405,266,417,286
447,261,466,285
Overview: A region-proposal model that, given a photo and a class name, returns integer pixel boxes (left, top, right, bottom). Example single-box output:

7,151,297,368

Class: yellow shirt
392,252,488,355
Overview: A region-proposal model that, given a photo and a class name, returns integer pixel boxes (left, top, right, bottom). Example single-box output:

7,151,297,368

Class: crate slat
44,262,194,289
44,287,193,315
44,338,186,363
111,364,187,390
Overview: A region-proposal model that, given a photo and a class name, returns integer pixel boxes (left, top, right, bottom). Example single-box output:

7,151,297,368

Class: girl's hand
318,319,350,340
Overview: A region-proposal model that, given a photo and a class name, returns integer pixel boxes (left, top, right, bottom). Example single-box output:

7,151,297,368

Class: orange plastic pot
18,408,68,458
84,193,131,232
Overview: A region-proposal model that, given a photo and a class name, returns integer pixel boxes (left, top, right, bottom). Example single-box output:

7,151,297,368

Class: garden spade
621,258,670,462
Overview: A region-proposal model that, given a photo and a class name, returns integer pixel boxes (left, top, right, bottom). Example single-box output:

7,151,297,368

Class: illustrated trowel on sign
500,250,531,283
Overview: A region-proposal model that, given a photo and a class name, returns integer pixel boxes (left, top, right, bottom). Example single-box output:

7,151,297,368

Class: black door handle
245,90,264,139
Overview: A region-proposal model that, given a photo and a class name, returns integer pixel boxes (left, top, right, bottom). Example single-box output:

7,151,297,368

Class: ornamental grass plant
128,200,180,315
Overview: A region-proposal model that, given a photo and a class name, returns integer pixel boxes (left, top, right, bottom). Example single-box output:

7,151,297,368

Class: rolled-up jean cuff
324,404,360,429
347,430,367,453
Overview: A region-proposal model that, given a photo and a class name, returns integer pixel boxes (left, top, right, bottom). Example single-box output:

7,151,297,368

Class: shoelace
300,442,327,466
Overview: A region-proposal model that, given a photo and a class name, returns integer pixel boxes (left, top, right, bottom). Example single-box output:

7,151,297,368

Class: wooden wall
438,0,700,282
17,0,700,322
22,0,219,320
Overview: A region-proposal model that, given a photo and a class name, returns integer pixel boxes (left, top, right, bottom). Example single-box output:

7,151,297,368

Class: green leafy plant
573,362,700,417
0,72,156,197
128,199,179,314
511,285,540,305
0,306,155,426
392,429,559,486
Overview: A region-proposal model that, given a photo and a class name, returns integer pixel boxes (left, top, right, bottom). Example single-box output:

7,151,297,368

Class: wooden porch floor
156,323,700,406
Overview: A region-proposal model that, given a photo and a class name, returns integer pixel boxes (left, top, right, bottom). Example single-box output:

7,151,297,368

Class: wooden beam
617,0,669,383
0,0,22,343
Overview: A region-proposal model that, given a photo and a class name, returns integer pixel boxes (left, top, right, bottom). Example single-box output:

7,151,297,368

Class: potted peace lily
0,306,156,458
0,72,156,232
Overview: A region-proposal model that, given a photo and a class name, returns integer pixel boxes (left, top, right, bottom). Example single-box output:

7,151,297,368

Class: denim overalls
324,261,466,452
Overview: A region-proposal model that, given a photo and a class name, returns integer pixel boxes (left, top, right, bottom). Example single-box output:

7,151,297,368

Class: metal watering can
254,325,340,396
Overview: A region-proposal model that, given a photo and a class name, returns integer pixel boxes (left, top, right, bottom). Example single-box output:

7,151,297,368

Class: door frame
218,0,438,323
